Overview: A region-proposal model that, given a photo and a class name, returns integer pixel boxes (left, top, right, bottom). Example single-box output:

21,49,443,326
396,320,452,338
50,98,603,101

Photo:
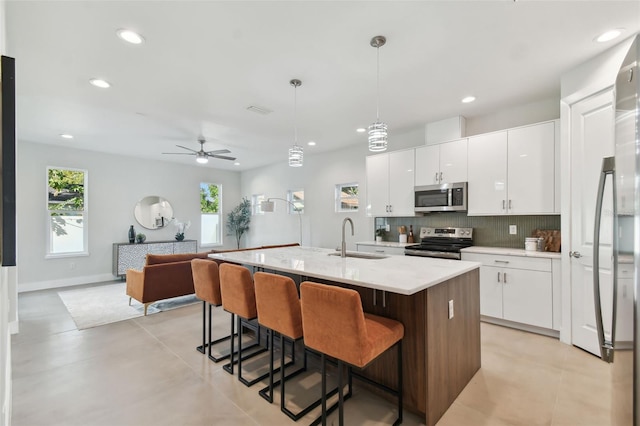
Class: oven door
414,182,467,213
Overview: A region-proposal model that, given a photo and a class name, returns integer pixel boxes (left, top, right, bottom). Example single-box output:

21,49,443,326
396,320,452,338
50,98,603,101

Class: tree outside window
335,183,359,212
47,167,88,257
200,182,221,246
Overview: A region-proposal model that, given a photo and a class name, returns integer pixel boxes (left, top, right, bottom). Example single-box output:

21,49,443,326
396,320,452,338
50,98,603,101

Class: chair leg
223,313,236,375
395,341,403,426
321,353,327,426
197,301,207,354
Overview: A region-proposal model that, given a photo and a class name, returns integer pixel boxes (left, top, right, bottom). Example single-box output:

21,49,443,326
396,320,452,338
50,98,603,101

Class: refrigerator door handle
593,156,617,363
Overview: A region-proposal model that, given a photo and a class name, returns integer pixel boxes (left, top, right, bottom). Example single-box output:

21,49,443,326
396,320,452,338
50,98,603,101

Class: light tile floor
11,282,613,426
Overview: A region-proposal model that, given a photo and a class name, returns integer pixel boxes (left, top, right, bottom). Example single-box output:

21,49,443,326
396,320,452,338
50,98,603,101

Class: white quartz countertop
209,246,480,295
356,241,414,248
461,246,561,259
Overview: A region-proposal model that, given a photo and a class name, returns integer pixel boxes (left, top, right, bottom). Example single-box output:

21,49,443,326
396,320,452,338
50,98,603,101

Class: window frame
45,166,89,259
287,189,304,214
199,182,223,247
252,194,266,215
335,182,359,213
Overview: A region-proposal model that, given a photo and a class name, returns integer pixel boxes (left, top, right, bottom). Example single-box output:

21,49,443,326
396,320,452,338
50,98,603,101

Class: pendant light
368,35,388,152
288,79,303,167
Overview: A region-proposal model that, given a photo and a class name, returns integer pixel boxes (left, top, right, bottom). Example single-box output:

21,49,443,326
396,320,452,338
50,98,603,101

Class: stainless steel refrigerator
593,34,639,425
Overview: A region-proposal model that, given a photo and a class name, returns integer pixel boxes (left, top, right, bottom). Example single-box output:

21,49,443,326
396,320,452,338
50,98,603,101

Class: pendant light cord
294,83,298,145
376,45,380,121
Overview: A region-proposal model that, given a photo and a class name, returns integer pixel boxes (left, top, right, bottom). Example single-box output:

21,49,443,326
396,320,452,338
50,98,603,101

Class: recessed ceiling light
461,96,476,104
308,141,316,146
116,29,145,45
89,78,111,89
234,162,240,166
595,29,623,43
60,133,74,139
356,128,366,133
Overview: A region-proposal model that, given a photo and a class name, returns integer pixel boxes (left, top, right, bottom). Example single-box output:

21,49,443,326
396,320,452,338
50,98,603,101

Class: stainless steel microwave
414,182,467,213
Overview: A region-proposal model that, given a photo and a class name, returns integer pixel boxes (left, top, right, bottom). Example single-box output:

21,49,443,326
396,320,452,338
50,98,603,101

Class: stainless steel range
404,227,473,259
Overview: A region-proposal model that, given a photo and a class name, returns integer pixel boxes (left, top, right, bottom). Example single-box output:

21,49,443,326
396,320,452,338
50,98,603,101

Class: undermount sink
328,251,388,260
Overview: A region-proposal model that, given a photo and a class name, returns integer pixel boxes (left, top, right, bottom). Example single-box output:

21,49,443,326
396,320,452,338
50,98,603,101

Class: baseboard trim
481,316,560,339
18,273,117,293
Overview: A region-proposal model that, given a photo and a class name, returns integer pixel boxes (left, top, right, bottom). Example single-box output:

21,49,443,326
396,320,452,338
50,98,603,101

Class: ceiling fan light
288,145,303,167
368,120,388,152
196,154,208,164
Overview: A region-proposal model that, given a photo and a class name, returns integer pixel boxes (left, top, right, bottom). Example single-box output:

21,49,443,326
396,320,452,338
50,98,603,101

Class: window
200,182,222,246
252,194,265,215
46,167,88,257
335,183,359,212
287,189,304,214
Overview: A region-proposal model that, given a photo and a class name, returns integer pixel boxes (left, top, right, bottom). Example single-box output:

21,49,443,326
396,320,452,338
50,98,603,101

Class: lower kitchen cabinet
462,249,559,332
356,242,407,256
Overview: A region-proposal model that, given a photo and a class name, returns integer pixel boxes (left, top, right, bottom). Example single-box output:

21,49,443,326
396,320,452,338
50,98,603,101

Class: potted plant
375,227,387,242
227,197,251,249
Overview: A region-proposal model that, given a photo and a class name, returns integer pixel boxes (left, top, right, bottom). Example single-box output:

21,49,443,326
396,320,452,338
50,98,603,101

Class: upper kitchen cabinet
467,120,557,216
366,149,415,216
415,138,468,186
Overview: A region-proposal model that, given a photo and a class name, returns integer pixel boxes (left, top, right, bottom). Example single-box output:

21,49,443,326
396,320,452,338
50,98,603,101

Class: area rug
58,282,198,330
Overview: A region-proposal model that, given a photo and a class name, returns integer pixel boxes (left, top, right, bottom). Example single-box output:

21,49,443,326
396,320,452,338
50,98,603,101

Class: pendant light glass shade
368,35,388,152
288,79,303,167
288,144,303,167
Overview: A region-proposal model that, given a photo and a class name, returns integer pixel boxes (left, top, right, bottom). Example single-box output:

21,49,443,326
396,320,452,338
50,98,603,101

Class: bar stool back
254,272,327,420
191,259,231,362
219,263,269,387
300,281,404,426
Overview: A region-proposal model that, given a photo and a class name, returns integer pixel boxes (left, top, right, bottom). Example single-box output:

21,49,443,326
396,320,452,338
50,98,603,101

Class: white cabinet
366,149,415,216
467,121,556,215
112,240,198,276
415,138,467,185
356,243,406,256
462,251,554,330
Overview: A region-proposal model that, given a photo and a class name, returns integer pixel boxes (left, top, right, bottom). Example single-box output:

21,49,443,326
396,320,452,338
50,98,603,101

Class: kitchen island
209,246,481,426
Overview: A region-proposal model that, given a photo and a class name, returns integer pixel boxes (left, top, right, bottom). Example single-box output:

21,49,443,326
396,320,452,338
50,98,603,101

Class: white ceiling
5,1,640,171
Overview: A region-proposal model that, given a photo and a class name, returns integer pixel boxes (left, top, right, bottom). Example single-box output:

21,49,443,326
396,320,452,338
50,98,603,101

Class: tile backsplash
380,213,561,250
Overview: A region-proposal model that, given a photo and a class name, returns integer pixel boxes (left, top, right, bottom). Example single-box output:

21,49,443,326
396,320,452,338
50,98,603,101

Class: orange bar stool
254,272,330,421
191,259,235,362
219,263,270,387
300,281,404,426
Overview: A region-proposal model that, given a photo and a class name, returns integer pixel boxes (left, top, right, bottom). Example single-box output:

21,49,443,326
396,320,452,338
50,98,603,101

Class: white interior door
570,89,615,356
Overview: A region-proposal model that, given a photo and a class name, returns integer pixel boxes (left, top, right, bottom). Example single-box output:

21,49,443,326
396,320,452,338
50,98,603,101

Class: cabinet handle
375,250,385,253
382,290,387,308
435,172,439,183
373,289,377,306
494,260,510,264
389,205,393,212
439,172,443,182
497,272,501,283
502,200,506,210
503,272,507,284
509,199,512,210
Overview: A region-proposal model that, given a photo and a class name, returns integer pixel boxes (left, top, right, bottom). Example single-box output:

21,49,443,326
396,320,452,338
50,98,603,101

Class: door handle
593,156,617,363
569,251,582,258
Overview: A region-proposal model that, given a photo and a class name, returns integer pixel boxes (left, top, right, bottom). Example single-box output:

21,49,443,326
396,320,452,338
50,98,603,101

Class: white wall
17,141,241,292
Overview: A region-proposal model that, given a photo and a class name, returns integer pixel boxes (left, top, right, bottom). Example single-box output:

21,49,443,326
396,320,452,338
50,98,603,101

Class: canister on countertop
537,237,545,251
525,237,538,251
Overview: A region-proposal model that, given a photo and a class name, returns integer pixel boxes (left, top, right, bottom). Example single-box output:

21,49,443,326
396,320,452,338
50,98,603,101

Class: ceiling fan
162,137,236,164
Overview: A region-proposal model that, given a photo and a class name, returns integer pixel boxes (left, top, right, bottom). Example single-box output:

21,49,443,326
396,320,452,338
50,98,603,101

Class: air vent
246,105,273,115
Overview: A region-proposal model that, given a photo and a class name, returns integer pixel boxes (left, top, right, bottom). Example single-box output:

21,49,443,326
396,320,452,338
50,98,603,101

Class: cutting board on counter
532,229,561,252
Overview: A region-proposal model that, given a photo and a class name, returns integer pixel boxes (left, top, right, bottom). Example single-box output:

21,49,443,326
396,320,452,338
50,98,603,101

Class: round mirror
134,196,174,230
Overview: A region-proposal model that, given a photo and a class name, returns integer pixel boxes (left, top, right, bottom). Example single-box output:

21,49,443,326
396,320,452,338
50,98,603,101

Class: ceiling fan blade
162,152,195,155
204,149,231,155
210,154,236,161
175,144,199,153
